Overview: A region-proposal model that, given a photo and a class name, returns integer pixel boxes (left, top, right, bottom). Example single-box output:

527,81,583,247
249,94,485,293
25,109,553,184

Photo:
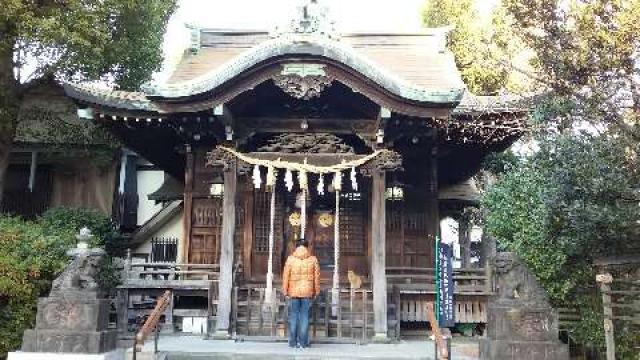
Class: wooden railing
387,267,492,324
126,262,220,281
132,290,171,360
596,272,640,360
386,267,492,295
426,302,449,360
231,286,400,341
117,261,243,337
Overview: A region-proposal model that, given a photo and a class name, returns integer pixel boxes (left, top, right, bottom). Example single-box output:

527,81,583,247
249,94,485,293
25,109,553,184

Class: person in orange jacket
282,238,320,348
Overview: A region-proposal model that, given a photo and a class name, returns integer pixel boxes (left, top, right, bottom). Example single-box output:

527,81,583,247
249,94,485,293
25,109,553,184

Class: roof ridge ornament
273,0,339,40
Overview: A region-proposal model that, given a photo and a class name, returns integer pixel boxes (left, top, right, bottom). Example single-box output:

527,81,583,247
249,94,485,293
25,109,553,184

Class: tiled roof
147,31,466,104
62,29,529,116
62,82,158,112
167,30,464,98
454,91,529,114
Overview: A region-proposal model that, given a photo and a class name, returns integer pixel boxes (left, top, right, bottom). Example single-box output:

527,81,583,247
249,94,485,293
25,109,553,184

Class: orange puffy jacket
282,246,320,299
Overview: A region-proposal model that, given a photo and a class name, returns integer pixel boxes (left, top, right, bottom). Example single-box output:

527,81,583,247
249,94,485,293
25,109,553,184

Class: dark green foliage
0,208,123,358
422,0,526,94
483,134,640,356
41,207,127,257
481,150,520,175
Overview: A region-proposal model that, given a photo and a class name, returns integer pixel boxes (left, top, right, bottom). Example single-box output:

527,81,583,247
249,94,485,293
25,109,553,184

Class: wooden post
597,273,616,360
459,214,471,268
362,289,367,340
428,145,439,266
181,145,194,263
163,291,174,333
214,163,237,338
371,169,388,340
116,289,129,336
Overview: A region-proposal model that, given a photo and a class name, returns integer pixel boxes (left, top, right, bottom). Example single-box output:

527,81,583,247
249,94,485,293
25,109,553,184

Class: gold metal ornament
289,212,302,227
318,212,334,227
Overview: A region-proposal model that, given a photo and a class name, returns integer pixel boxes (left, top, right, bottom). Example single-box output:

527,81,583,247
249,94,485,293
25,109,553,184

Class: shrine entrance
278,183,369,282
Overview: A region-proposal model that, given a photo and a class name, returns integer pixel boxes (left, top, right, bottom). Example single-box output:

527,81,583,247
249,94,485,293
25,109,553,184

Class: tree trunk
0,33,20,207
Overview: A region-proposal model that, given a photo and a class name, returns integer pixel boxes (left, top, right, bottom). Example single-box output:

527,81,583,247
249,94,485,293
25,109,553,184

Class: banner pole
435,235,440,323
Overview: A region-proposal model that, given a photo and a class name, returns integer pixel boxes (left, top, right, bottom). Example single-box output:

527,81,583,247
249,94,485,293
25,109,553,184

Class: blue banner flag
437,242,455,328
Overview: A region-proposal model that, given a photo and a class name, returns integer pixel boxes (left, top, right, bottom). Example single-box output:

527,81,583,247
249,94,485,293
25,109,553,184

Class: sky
159,0,498,79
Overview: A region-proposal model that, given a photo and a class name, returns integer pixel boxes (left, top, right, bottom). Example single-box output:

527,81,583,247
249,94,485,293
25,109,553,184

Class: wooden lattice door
251,190,284,278
189,197,222,264
386,188,433,268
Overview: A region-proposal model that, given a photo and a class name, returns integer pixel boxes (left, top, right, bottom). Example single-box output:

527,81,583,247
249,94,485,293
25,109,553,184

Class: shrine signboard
437,241,455,328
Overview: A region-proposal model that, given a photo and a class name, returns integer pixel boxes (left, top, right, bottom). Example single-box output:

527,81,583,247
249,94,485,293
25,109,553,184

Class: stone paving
138,336,480,360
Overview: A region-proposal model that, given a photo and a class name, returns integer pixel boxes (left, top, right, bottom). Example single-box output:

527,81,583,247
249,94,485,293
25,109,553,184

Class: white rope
217,146,384,174
264,188,276,305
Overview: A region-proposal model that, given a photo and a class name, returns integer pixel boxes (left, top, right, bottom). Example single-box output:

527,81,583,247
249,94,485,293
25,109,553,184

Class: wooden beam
371,169,388,339
428,145,439,250
459,214,471,268
243,185,254,279
238,117,377,135
594,254,640,266
597,274,616,360
181,145,194,263
214,161,237,337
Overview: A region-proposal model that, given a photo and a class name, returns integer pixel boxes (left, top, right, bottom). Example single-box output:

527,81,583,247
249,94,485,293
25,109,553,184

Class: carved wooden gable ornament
273,63,333,100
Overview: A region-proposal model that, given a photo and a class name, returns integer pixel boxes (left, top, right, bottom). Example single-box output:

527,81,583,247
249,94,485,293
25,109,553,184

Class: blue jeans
288,298,311,347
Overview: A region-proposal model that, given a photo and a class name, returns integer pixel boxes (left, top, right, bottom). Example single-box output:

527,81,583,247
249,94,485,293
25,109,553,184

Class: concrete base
371,334,393,344
210,330,231,340
131,335,479,360
480,339,569,360
21,329,118,354
9,349,123,360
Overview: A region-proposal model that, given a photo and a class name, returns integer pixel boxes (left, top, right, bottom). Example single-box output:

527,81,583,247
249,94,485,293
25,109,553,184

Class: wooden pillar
214,162,237,337
597,273,616,360
371,169,388,339
181,145,194,263
459,214,471,268
428,145,440,262
116,289,129,336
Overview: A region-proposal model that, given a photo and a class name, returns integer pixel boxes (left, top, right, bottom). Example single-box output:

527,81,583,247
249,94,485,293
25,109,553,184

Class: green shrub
0,208,124,358
483,134,640,358
40,207,127,257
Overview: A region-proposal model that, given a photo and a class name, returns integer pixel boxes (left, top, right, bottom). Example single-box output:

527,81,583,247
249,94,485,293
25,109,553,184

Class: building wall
50,160,117,214
134,206,184,256
3,80,119,218
136,167,165,226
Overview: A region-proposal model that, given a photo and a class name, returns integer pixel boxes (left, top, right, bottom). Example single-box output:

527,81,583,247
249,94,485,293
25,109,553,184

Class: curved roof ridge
454,91,531,114
147,34,466,104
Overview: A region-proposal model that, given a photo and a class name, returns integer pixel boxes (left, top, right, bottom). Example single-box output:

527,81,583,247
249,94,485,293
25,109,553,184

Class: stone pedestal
479,304,568,360
20,295,118,354
16,244,118,357
480,253,568,360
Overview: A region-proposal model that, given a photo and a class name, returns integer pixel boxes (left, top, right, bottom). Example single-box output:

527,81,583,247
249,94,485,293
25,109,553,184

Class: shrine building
63,2,526,342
